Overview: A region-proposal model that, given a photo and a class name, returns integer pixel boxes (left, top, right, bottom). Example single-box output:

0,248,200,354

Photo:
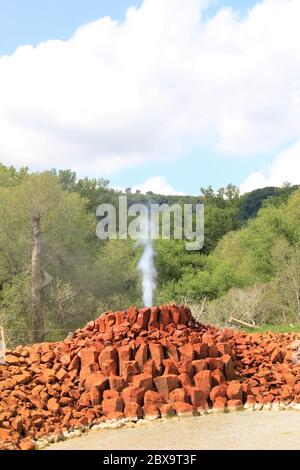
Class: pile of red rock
1,304,300,450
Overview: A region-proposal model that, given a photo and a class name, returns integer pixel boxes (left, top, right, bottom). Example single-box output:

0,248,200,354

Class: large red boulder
154,375,179,399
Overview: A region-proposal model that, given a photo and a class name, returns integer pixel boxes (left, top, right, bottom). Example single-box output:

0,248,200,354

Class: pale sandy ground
49,411,300,450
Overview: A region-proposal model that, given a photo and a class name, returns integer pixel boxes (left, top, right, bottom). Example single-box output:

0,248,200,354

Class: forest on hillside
0,162,299,346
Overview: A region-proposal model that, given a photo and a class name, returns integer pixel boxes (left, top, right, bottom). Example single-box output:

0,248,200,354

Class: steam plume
137,216,156,307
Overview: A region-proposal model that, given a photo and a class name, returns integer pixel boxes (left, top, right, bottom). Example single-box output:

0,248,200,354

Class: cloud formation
132,176,184,195
240,140,300,193
0,0,300,180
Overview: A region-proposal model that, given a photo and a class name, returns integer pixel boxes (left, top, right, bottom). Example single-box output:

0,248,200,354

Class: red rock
148,307,159,330
248,378,259,388
227,399,243,411
178,360,194,377
294,383,300,394
56,368,69,382
217,343,231,356
81,349,99,367
213,396,227,412
159,403,175,417
28,352,41,364
84,373,108,393
5,355,20,365
179,343,194,362
159,305,170,326
178,372,192,388
101,359,117,376
78,392,91,408
135,344,148,371
281,386,293,401
124,403,143,419
98,316,106,333
202,332,215,347
0,428,11,441
99,346,118,369
127,305,139,325
178,305,192,325
174,401,194,417
194,370,212,398
12,417,24,433
133,308,150,331
226,381,243,401
271,349,282,363
163,359,178,375
28,393,44,409
164,304,177,323
283,373,296,386
209,344,218,358
2,304,300,451
68,355,80,371
143,404,160,419
121,360,140,382
42,368,56,383
74,415,89,426
60,353,71,367
206,357,224,371
105,312,116,328
188,387,207,408
19,437,35,451
242,382,251,400
211,369,226,386
122,386,144,406
193,343,208,359
223,328,234,339
47,397,60,414
107,412,125,421
222,354,236,380
90,387,102,406
166,343,179,362
14,372,32,385
263,393,275,403
102,397,124,415
210,385,227,402
109,375,125,392
118,345,132,375
59,397,73,407
169,388,187,403
132,373,153,391
114,311,125,325
143,359,157,377
192,359,207,373
144,390,165,405
149,343,164,374
103,390,119,400
246,394,255,404
80,363,100,381
154,374,179,399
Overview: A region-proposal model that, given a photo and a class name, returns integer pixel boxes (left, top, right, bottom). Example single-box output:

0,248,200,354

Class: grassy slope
244,324,300,334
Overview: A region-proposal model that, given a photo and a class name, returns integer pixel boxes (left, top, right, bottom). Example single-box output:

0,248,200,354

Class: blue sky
0,1,142,56
0,0,299,195
0,1,257,56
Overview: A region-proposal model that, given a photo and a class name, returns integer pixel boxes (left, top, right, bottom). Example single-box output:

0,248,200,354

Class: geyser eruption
137,238,156,307
136,214,156,307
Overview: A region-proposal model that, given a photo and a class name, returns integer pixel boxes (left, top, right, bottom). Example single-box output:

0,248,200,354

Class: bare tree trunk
32,211,45,343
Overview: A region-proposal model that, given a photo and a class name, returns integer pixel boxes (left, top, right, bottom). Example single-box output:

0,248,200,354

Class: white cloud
131,176,184,195
240,140,300,193
1,0,300,176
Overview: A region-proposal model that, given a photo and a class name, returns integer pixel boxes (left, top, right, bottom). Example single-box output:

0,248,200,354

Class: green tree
0,172,97,343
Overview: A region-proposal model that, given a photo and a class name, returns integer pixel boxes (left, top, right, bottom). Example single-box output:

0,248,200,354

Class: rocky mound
1,304,300,450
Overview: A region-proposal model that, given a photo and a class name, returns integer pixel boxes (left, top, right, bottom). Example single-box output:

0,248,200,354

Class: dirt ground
49,411,300,450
